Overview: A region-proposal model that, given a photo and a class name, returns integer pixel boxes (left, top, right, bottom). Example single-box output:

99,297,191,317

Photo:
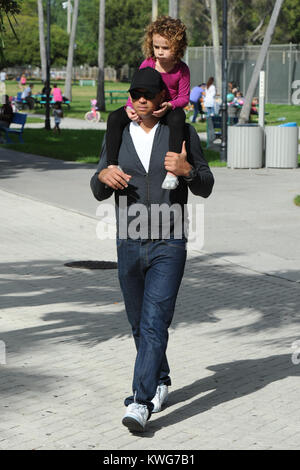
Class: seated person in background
41,82,52,96
234,91,245,107
52,83,63,103
227,93,238,119
21,84,35,109
0,95,14,142
251,97,259,115
0,95,13,128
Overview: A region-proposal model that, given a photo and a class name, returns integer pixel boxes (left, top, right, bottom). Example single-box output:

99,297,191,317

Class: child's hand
152,102,172,118
126,106,140,122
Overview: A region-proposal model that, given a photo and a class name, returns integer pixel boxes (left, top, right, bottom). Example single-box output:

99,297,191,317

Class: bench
79,79,96,86
36,94,71,110
105,90,128,104
0,112,27,144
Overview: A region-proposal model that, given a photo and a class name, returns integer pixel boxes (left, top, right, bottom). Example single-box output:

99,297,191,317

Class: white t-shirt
0,72,6,82
204,84,216,108
21,86,31,99
129,121,159,173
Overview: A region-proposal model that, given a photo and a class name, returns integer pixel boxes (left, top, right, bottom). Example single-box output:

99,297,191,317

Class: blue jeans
206,106,214,117
117,238,187,413
190,100,200,122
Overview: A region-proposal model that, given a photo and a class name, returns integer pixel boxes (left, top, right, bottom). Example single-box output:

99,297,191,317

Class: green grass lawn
294,195,300,207
26,116,45,124
1,128,105,163
263,104,300,126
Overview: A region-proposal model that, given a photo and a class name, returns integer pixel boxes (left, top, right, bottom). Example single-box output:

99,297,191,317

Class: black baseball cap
128,67,165,95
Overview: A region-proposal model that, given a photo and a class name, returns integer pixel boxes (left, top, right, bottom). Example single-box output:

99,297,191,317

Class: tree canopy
1,0,69,67
1,0,299,68
0,0,21,52
181,0,300,47
0,0,21,15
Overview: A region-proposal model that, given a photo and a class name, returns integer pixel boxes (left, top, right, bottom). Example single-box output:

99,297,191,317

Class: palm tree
37,0,47,83
209,0,221,95
0,0,20,53
152,0,158,21
169,0,178,18
239,0,284,124
64,0,79,101
96,0,105,111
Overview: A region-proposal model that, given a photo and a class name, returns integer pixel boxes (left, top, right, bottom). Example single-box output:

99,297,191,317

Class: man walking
90,68,214,433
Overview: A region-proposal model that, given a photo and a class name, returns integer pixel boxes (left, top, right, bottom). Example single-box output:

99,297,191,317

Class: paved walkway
0,140,300,450
25,115,108,131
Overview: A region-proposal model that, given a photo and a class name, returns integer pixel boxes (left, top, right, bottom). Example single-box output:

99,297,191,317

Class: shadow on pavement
143,353,300,436
1,254,300,435
0,148,96,180
0,255,299,352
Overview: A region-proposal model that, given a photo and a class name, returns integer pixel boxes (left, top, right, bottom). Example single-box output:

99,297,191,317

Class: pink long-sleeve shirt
126,57,190,110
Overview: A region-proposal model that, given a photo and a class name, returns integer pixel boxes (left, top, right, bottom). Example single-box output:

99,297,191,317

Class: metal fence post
45,0,51,131
203,45,206,84
288,42,292,105
220,0,228,163
266,50,269,104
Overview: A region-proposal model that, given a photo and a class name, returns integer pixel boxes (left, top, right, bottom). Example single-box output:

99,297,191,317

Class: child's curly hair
142,16,188,63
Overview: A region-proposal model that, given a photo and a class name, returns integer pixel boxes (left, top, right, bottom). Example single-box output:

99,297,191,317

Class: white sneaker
122,403,149,432
151,384,169,413
162,173,179,190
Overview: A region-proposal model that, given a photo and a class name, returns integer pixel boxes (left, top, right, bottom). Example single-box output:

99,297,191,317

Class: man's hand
164,141,192,177
126,106,140,122
98,166,132,190
152,101,172,118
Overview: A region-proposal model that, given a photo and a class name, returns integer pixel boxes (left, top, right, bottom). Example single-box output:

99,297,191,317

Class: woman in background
204,76,216,117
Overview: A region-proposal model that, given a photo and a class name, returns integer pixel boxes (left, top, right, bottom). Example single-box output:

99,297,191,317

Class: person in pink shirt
106,16,190,189
52,83,63,103
20,73,27,89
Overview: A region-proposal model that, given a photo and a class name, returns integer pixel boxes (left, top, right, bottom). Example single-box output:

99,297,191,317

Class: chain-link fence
186,44,300,104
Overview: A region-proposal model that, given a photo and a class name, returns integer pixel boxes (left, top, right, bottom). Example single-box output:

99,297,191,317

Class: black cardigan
90,122,214,239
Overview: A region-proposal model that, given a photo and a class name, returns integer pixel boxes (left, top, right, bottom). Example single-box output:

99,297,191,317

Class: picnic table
33,94,71,110
105,90,128,104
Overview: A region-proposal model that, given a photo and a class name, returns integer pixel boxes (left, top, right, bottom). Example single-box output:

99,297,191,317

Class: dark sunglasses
130,90,157,100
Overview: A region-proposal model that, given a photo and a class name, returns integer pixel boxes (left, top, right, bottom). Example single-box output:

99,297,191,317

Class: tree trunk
169,0,178,18
37,0,47,83
64,0,79,101
239,0,284,124
97,0,106,112
209,0,221,95
67,0,72,34
152,0,158,21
